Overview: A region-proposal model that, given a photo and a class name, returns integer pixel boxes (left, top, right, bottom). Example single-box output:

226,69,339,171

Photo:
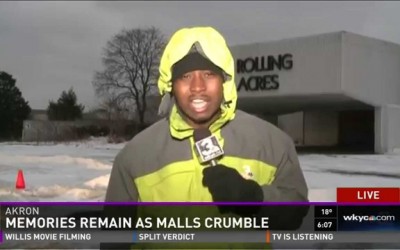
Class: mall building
230,31,400,153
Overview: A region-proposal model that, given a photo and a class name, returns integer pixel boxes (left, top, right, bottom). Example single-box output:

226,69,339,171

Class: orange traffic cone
16,169,26,189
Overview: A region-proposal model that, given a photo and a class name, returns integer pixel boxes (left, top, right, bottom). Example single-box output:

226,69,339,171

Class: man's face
172,70,224,128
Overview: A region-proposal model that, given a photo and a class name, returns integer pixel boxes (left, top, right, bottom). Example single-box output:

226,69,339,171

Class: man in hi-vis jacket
105,26,309,233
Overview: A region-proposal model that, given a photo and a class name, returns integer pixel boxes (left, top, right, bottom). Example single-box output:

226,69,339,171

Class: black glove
202,164,263,216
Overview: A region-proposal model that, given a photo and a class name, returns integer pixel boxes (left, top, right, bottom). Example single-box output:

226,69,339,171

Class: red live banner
337,187,400,202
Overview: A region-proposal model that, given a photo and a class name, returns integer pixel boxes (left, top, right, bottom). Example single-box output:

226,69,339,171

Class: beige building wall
303,111,338,146
277,111,339,147
231,31,400,153
278,112,304,145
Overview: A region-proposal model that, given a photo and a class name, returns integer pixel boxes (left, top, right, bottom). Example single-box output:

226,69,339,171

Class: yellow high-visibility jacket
105,27,308,249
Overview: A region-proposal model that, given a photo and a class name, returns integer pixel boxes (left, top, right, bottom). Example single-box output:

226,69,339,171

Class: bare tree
97,92,130,121
93,27,166,127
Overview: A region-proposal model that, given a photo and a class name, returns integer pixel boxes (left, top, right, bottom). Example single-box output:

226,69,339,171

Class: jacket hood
158,26,237,139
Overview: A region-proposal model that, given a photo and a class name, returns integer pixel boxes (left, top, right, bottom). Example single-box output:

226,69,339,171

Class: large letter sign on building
236,53,293,91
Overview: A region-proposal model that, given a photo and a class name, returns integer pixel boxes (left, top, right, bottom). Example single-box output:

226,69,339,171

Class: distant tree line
47,87,84,121
0,26,167,142
0,71,31,140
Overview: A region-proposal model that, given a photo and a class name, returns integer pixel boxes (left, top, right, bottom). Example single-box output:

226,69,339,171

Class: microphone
193,128,224,166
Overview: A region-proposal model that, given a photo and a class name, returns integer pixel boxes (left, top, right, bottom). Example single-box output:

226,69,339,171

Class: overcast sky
1,1,400,111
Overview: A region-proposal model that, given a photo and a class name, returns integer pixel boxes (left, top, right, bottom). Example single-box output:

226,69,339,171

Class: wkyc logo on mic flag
195,135,224,163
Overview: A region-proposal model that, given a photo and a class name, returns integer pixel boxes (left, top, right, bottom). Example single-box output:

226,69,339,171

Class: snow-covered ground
0,137,399,202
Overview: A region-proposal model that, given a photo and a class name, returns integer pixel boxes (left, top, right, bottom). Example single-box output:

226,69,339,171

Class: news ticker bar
0,231,400,249
1,205,399,232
